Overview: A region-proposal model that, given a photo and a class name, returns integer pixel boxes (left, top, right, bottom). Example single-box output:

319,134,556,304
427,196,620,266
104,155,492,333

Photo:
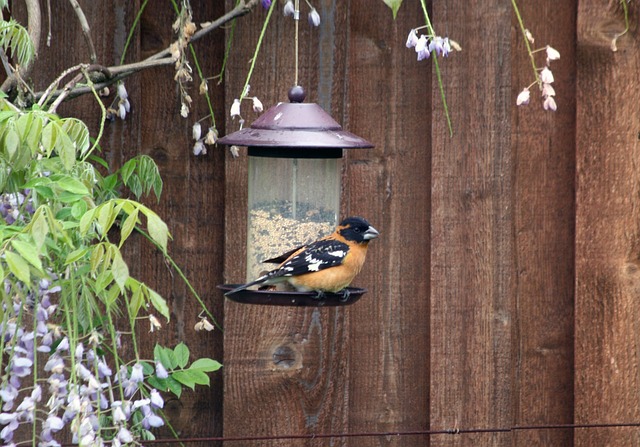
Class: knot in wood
272,345,299,369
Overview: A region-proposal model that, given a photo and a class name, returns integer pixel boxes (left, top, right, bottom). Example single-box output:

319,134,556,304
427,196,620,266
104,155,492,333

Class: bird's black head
338,216,379,243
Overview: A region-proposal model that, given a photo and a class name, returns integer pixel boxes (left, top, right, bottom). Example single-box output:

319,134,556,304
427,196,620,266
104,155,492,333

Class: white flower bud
546,45,560,62
540,67,554,84
308,8,321,27
117,83,128,100
283,0,295,16
205,127,218,145
252,97,264,113
192,122,202,141
193,141,206,156
543,95,557,111
230,99,241,118
516,88,530,106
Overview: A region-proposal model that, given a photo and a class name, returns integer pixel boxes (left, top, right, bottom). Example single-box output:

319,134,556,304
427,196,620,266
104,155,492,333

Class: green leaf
34,185,54,199
55,127,76,170
30,210,48,251
119,208,139,247
4,251,30,283
190,358,222,373
71,200,87,220
120,158,136,185
147,287,170,321
111,248,129,291
102,174,118,191
11,239,43,272
147,375,182,398
382,0,403,18
93,270,112,294
146,211,168,252
41,121,58,156
172,369,209,389
154,344,178,370
0,19,35,66
90,243,105,272
97,201,115,236
57,192,86,204
54,175,89,195
3,126,19,160
79,208,97,235
61,118,90,157
173,343,189,369
129,283,144,318
65,247,89,264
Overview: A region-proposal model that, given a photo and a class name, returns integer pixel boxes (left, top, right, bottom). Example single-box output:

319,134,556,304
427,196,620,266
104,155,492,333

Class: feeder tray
218,284,366,307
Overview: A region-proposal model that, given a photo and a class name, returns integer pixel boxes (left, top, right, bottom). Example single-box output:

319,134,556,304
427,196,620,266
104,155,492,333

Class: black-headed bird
225,216,379,299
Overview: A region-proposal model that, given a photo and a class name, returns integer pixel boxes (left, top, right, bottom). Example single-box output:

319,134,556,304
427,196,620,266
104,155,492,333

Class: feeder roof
217,86,374,150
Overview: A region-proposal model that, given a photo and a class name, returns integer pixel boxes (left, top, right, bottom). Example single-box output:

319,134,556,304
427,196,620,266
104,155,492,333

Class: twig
45,64,111,112
68,0,97,63
48,71,84,113
147,0,259,61
31,0,260,105
37,63,85,107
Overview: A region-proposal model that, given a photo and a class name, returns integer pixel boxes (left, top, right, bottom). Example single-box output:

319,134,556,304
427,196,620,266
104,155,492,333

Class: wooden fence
14,0,640,445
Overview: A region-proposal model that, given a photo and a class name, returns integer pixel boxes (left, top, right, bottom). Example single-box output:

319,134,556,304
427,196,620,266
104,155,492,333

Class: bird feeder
217,86,374,306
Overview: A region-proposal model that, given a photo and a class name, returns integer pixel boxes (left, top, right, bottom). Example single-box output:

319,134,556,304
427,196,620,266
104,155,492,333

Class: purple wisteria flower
261,0,272,9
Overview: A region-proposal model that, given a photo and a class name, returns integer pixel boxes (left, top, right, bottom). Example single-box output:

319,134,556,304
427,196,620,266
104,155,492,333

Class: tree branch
30,0,260,105
68,0,97,63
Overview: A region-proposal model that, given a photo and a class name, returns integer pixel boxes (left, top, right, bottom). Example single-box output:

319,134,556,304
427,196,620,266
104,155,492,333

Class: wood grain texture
134,2,227,442
429,1,514,445
222,2,351,445
344,2,431,446
575,1,640,445
511,2,576,446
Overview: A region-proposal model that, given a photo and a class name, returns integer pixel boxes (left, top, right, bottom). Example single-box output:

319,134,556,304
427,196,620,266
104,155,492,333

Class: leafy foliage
0,18,35,67
149,344,222,398
0,93,217,444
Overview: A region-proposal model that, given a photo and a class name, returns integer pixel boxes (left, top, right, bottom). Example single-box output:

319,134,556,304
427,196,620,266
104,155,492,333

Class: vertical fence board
575,1,640,445
134,2,227,442
222,2,352,445
511,1,576,446
429,1,514,445
344,2,431,446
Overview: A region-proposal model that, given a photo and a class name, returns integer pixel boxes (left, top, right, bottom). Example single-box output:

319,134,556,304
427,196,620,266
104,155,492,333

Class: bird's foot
339,289,351,302
313,290,326,300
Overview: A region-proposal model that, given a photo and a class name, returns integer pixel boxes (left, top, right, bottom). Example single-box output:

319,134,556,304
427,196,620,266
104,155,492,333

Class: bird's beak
363,225,379,240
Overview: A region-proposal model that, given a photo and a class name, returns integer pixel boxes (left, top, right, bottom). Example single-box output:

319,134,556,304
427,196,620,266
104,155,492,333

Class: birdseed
247,202,336,283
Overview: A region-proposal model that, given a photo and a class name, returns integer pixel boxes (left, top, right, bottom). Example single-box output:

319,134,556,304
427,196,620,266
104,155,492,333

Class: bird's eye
353,227,361,233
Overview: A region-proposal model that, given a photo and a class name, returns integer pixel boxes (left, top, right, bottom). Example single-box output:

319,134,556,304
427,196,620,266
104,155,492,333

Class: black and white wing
276,239,349,278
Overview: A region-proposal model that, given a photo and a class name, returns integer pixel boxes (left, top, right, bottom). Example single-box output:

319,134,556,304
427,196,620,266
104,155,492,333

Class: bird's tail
224,274,271,296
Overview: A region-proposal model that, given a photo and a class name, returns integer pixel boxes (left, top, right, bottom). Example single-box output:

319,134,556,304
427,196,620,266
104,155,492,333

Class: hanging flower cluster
106,83,132,122
191,121,219,156
169,5,197,118
283,0,321,27
0,282,168,446
226,84,264,157
405,26,460,60
516,30,560,111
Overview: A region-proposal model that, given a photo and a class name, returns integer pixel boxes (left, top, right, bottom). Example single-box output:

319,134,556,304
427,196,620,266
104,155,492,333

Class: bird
225,216,379,299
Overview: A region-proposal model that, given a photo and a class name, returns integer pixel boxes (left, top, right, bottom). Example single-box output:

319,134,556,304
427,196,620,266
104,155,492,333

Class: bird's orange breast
288,243,369,293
